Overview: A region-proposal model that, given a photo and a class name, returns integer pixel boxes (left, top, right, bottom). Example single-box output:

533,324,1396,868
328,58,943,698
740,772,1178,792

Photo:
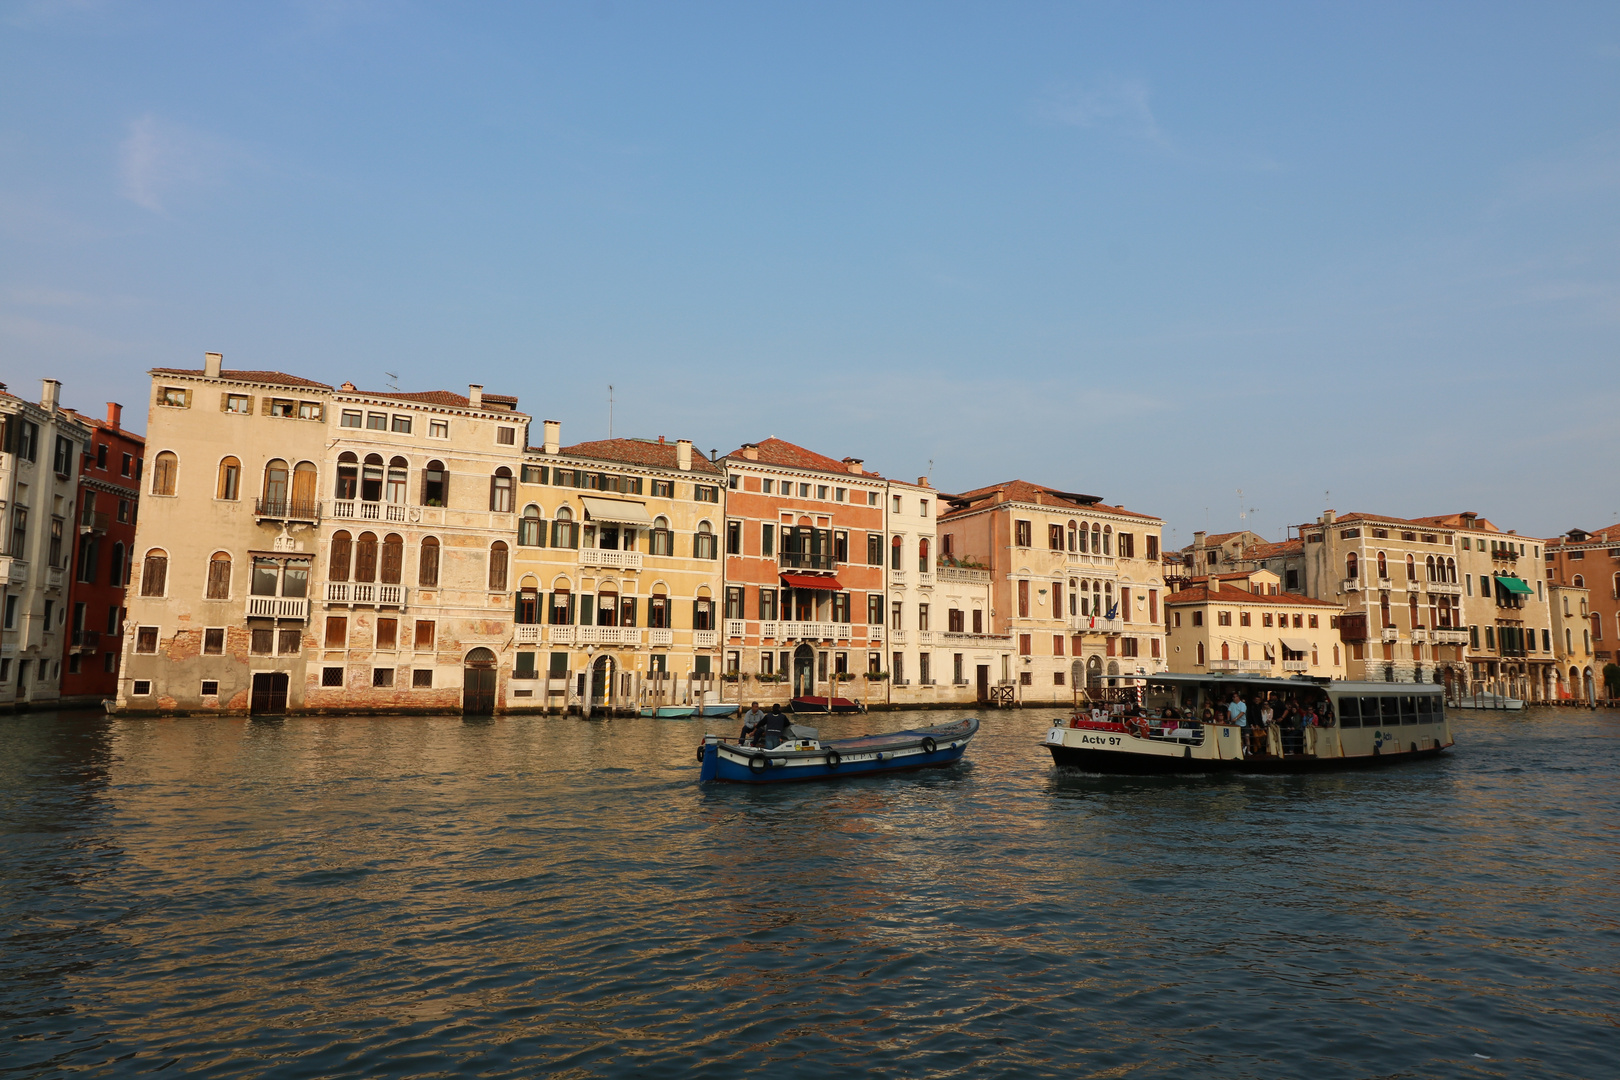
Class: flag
1106,602,1118,621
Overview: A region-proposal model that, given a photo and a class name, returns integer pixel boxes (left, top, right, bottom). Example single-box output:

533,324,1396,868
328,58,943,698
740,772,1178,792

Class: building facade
1547,583,1595,701
1165,570,1346,680
938,481,1166,705
1,379,94,710
1545,524,1620,700
59,402,143,704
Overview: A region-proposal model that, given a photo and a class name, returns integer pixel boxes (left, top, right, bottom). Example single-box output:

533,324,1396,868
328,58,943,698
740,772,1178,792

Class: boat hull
699,718,977,784
641,707,698,719
700,704,738,718
790,696,864,714
1046,741,1450,775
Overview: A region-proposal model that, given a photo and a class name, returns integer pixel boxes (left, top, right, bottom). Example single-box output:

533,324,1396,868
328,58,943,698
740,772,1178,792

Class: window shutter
622,597,637,626
567,593,576,625
578,594,594,626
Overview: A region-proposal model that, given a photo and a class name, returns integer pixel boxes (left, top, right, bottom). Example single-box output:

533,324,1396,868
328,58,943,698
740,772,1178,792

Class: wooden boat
789,695,865,714
1454,692,1523,711
640,706,698,719
1044,673,1453,775
700,703,739,718
699,717,978,784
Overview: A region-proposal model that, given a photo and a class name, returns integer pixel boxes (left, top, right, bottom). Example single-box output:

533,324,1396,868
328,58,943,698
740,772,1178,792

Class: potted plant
834,672,856,683
864,670,890,682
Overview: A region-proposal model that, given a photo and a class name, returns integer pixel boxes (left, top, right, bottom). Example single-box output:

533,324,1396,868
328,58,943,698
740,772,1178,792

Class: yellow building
1165,570,1346,680
509,422,725,713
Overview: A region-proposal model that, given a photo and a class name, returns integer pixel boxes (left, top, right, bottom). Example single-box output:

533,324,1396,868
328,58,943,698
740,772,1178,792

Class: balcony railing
766,621,848,641
917,630,935,645
648,628,673,646
867,624,883,643
1377,577,1393,591
328,499,411,523
779,551,837,571
70,629,100,652
936,566,990,584
1411,628,1428,643
46,566,63,589
725,619,745,639
1381,626,1399,642
324,582,407,607
1426,580,1462,596
917,571,933,588
1070,616,1124,634
693,629,717,648
246,596,310,621
1282,659,1309,672
580,548,643,571
1343,578,1362,592
1210,659,1239,672
0,556,24,586
78,510,109,534
515,625,543,644
577,626,641,646
1434,628,1468,645
889,570,907,586
254,498,321,523
549,626,577,645
890,628,908,644
1067,553,1116,571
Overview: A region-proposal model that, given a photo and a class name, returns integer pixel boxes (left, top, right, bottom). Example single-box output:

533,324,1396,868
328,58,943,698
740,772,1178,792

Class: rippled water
2,705,1615,1078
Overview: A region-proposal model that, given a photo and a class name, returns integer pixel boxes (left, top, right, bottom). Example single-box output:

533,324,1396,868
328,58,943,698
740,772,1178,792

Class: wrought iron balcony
254,498,321,523
779,551,837,571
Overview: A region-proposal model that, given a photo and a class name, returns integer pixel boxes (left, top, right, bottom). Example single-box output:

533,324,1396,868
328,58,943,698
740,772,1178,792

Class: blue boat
641,706,698,718
700,703,739,718
697,717,979,784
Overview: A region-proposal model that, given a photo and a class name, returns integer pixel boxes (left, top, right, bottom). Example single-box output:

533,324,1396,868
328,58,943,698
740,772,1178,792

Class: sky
3,1,1618,546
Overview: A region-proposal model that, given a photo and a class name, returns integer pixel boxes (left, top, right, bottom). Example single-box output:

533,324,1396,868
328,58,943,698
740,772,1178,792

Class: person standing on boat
762,704,791,749
739,702,765,745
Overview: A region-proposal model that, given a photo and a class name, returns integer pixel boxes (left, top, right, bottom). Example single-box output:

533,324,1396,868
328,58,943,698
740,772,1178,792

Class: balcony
78,510,109,535
515,625,543,644
255,498,321,523
70,629,100,654
918,630,935,645
1282,659,1309,672
549,626,577,645
771,621,847,641
577,626,641,646
324,582,408,607
725,619,745,639
1410,628,1428,643
1426,580,1462,596
936,566,990,584
328,499,412,523
245,596,310,621
1491,549,1519,563
1209,659,1239,672
1070,616,1124,634
580,548,643,571
889,569,907,587
648,628,673,647
1381,626,1399,642
1342,578,1362,592
0,556,24,586
1377,577,1393,591
1434,628,1468,645
46,566,63,589
1067,553,1117,573
890,628,909,644
694,629,717,648
867,624,883,643
779,551,837,572
918,571,934,588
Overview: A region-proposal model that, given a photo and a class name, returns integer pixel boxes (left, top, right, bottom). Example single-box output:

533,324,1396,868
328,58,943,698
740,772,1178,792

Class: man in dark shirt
762,704,791,749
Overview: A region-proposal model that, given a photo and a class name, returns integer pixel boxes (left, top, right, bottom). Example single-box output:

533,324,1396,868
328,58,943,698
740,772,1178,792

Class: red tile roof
942,479,1160,522
722,437,881,478
1165,585,1340,607
355,388,522,412
554,437,723,476
1547,526,1620,548
1408,512,1502,532
1310,512,1454,531
150,367,332,389
1243,539,1303,561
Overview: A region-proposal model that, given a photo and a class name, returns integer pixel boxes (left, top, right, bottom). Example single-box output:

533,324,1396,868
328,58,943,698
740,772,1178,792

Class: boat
698,717,979,784
1453,692,1523,711
640,706,698,718
700,703,739,718
1043,673,1452,775
789,695,865,714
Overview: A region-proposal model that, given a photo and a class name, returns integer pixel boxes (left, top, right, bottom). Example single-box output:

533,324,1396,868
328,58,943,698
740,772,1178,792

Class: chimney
1208,576,1220,593
204,352,223,378
658,435,665,445
676,439,693,472
843,457,863,475
40,379,60,412
742,443,759,461
543,420,560,455
1321,509,1335,525
917,476,930,488
106,402,122,429
468,384,483,409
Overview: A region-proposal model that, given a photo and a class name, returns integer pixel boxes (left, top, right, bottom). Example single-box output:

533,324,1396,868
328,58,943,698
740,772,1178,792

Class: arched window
1405,554,1416,582
1426,555,1436,581
1346,552,1358,580
695,521,717,560
553,506,579,549
891,535,903,571
1221,641,1230,661
1196,641,1205,665
262,458,289,511
381,533,403,584
918,537,930,573
1447,557,1457,583
1068,578,1078,615
1376,550,1388,579
418,536,440,586
140,548,168,596
649,514,671,556
336,452,359,499
329,530,352,582
110,542,125,587
423,460,447,506
488,540,509,591
216,456,241,500
205,552,232,599
1410,593,1420,628
1067,521,1077,552
489,467,514,513
151,451,178,496
1573,574,1584,588
1090,523,1101,553
1613,572,1619,599
291,461,317,513
1102,525,1112,555
354,531,379,582
361,454,384,502
386,457,408,504
1380,591,1391,628
518,505,545,546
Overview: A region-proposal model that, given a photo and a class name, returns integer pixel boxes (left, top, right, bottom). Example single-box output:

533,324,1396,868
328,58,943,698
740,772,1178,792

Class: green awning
1495,575,1534,595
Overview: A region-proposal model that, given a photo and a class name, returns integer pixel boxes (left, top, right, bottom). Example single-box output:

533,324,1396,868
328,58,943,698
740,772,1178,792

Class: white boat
1454,692,1523,711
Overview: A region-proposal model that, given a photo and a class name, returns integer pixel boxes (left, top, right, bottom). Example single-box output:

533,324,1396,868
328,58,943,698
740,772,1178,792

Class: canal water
1,706,1615,1078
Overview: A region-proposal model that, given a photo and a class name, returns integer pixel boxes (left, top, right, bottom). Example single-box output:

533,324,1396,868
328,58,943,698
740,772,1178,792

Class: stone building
1,379,94,710
1179,529,1264,579
932,560,1014,702
1545,524,1620,700
509,424,725,714
937,480,1166,705
1548,582,1595,701
1165,570,1346,680
878,475,948,707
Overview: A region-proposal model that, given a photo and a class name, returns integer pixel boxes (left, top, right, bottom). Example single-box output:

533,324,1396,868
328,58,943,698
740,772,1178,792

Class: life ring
921,737,937,755
748,755,767,772
825,750,842,769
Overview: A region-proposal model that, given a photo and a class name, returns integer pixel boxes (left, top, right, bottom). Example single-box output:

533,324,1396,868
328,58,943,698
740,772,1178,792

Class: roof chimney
742,443,759,461
917,476,930,488
40,378,60,412
676,439,693,471
1321,509,1335,525
468,384,483,409
843,457,863,475
1193,530,1206,552
106,402,122,429
1208,576,1220,593
543,420,560,455
204,352,222,378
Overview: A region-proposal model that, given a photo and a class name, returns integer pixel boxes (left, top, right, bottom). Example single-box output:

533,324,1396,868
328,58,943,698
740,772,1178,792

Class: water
1,706,1615,1079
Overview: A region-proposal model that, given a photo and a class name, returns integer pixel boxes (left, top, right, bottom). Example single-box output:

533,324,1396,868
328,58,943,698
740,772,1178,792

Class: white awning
580,496,654,526
1280,636,1313,652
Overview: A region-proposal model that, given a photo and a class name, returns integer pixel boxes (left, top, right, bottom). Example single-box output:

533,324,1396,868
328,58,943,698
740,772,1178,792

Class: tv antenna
384,370,399,391
608,384,614,438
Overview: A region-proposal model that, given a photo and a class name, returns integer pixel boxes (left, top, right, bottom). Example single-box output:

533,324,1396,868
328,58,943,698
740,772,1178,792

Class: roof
1307,512,1457,532
1201,531,1250,545
352,388,522,412
59,409,145,444
1547,526,1620,549
1186,571,1274,584
941,479,1161,522
722,437,880,479
150,367,332,389
555,437,724,476
1164,585,1341,608
1408,512,1502,532
1243,539,1303,561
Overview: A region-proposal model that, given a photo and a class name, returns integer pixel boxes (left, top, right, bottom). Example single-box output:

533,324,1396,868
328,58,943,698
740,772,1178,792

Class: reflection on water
1,706,1616,1078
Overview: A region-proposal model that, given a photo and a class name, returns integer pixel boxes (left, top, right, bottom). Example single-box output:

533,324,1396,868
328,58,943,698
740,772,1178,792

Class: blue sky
3,2,1617,545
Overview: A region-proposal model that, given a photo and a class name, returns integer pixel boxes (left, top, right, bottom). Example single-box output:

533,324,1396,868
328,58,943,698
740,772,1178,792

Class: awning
1280,637,1313,652
580,496,654,526
781,574,843,591
1495,575,1534,596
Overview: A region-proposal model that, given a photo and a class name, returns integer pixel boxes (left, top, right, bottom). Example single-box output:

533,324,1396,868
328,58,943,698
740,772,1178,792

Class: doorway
463,648,497,714
975,664,989,703
793,644,815,698
590,654,615,715
251,671,289,714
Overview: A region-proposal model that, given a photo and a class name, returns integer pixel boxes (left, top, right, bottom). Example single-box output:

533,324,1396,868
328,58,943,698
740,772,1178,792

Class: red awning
780,574,843,591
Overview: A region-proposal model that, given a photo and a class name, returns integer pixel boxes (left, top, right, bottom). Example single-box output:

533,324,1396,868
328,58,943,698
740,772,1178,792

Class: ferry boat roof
1140,672,1444,694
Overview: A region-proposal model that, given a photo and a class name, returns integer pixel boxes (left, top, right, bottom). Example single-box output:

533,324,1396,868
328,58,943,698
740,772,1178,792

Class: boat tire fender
825,750,841,769
921,737,936,755
695,744,706,762
748,755,767,772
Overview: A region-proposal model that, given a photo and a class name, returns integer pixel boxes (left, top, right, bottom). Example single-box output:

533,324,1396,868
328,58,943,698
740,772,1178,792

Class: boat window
1338,697,1361,728
1417,695,1433,719
1380,697,1401,724
1399,695,1418,724
1360,697,1382,726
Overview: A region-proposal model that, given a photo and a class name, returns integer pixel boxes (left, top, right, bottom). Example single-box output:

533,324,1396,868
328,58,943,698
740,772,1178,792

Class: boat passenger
762,704,791,749
739,702,765,744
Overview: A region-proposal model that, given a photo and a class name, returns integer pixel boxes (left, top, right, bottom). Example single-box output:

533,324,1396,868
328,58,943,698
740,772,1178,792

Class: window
1118,533,1134,559
366,412,388,430
652,479,674,498
488,541,509,591
1015,520,1032,547
694,522,717,560
140,549,168,596
761,523,775,557
151,451,178,496
725,587,745,620
1147,535,1159,559
224,394,253,415
161,386,189,408
121,452,131,476
132,680,152,696
354,532,378,582
325,616,348,648
695,485,719,503
518,506,544,546
1049,524,1064,551
372,667,395,688
867,491,879,506
1192,611,1204,627
267,399,295,418
1218,611,1231,626
867,533,882,565
199,627,225,655
206,553,232,599
1240,612,1251,627
1018,580,1030,618
891,601,903,630
422,460,448,506
726,520,742,555
429,419,449,438
490,468,515,512
135,626,158,653
412,619,437,650
649,515,671,556
1346,552,1358,580
341,409,362,427
390,414,412,434
891,535,903,571
298,401,322,421
215,456,241,501
381,534,403,584
413,669,434,688
1309,614,1319,628
868,594,883,625
322,667,344,686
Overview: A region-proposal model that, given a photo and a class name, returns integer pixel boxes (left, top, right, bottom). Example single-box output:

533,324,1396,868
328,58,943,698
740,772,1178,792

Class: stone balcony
1425,580,1463,596
580,548,642,571
324,582,407,608
1282,659,1309,672
648,628,673,646
515,625,543,644
1411,628,1429,643
0,556,27,586
693,629,717,648
1381,627,1399,642
725,619,745,639
1070,616,1124,634
760,621,851,642
1433,628,1469,645
246,596,310,621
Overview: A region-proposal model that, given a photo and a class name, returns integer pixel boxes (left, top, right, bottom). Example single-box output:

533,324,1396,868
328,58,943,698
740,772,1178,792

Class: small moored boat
641,706,698,718
698,717,979,784
700,703,739,718
789,695,865,714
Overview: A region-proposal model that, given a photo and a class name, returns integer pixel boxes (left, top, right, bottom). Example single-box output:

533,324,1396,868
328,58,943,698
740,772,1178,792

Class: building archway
590,654,616,716
793,643,815,698
463,647,497,714
1086,654,1102,689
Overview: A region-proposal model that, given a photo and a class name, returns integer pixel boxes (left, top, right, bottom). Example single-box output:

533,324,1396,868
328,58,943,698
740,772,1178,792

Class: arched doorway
1086,655,1103,689
590,654,615,716
1106,659,1119,687
793,644,815,698
463,648,497,714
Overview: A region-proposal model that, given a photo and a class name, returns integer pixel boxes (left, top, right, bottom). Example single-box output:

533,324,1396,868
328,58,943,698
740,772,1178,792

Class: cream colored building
931,561,1014,703
511,423,725,713
1548,583,1594,701
1165,570,1346,680
881,476,948,706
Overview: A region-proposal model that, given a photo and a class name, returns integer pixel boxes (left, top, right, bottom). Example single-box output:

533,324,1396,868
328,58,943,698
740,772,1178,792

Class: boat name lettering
1079,734,1122,747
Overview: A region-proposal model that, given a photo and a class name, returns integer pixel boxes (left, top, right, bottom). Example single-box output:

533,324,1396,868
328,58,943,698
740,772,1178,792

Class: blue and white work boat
697,717,979,784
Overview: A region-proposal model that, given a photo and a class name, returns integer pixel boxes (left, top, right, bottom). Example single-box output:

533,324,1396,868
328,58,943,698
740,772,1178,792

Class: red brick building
61,403,143,703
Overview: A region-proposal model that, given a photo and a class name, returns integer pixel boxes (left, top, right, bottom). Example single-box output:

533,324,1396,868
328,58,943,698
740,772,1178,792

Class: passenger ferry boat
1043,673,1452,774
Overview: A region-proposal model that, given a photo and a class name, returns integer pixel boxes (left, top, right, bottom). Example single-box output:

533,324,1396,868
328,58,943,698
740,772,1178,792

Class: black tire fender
696,744,706,762
921,737,937,755
825,750,842,769
748,754,767,772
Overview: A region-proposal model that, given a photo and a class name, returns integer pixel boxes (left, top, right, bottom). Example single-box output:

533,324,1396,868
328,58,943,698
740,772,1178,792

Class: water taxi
1043,673,1451,774
698,717,978,784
